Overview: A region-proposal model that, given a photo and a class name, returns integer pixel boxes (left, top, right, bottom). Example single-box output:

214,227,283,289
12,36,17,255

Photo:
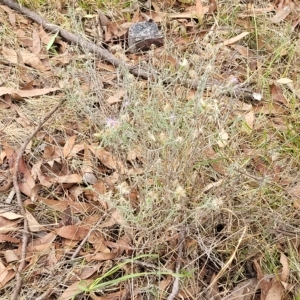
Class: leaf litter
0,0,300,299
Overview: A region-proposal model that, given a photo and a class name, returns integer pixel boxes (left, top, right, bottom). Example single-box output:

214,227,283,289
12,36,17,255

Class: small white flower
175,185,186,197
179,58,189,67
211,197,224,209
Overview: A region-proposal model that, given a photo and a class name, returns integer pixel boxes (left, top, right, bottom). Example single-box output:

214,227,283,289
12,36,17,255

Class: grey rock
128,21,163,53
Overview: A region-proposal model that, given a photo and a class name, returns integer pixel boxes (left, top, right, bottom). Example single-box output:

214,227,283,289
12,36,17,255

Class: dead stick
0,0,152,79
0,0,259,99
11,99,66,300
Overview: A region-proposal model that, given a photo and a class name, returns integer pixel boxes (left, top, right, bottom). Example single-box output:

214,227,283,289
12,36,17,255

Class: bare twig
167,228,185,300
10,99,66,300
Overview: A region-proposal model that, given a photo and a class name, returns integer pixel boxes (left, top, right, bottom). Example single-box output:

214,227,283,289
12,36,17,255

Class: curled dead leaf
55,225,89,241
0,86,60,99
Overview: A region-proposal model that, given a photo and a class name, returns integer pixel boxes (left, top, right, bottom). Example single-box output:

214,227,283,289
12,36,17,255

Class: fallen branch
11,99,66,300
0,1,260,102
0,0,153,79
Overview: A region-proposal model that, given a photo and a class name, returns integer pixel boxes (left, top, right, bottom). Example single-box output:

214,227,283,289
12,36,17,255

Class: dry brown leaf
265,279,284,300
99,209,126,228
92,181,107,195
39,197,92,215
2,46,48,72
71,201,95,214
88,232,111,253
104,241,120,253
51,52,71,66
87,252,118,261
63,135,77,158
38,26,54,44
0,264,16,288
78,262,103,280
270,84,289,106
126,168,143,176
17,156,36,197
0,217,19,233
43,145,61,159
280,252,289,282
62,238,78,249
60,280,93,300
27,232,57,252
31,162,52,188
47,245,58,267
32,28,41,54
4,249,19,263
25,211,44,232
55,174,82,184
69,185,85,199
231,44,257,70
55,225,89,241
106,90,125,104
231,44,250,57
0,234,19,244
116,235,133,254
270,5,292,23
67,144,85,157
0,212,23,220
89,146,120,170
10,103,33,126
0,86,60,99
219,32,249,46
82,144,93,174
195,0,204,17
254,259,272,299
89,146,116,169
158,275,172,299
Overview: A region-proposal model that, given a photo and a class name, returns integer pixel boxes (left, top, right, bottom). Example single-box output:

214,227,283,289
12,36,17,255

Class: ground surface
0,0,300,299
